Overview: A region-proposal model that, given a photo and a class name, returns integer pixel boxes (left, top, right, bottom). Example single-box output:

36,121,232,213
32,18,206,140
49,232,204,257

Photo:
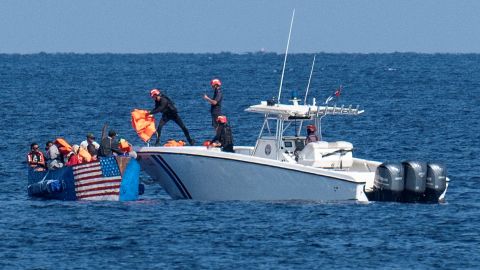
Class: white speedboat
136,98,448,203
136,11,447,202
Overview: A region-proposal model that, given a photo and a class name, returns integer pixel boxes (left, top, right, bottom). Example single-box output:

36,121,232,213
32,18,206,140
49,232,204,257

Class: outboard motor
424,163,447,202
370,163,404,202
402,161,427,202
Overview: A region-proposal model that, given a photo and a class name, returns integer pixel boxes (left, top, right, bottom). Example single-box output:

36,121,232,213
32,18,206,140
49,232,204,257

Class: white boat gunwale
137,147,371,184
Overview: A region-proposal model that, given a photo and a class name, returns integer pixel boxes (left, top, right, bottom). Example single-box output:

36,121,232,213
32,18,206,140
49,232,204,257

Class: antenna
303,54,316,104
298,54,316,135
277,9,295,104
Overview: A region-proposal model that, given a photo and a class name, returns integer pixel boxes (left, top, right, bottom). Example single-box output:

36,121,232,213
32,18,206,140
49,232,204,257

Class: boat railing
316,104,363,116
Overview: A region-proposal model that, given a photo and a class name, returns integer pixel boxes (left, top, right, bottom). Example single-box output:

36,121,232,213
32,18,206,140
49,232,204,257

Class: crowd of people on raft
27,130,131,172
28,78,319,171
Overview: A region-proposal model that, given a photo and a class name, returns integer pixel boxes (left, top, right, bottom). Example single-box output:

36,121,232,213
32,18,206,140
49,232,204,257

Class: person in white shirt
79,133,100,157
45,141,64,170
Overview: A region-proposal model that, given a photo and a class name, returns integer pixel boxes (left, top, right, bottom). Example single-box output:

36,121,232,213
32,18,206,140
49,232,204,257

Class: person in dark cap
80,133,100,157
98,130,124,157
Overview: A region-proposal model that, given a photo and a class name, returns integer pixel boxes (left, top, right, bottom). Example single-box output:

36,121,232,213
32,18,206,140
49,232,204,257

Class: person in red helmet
148,88,195,146
209,115,234,153
203,78,223,128
305,125,319,144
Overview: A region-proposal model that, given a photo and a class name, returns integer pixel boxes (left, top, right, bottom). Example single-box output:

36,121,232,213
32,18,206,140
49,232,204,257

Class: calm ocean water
0,53,479,269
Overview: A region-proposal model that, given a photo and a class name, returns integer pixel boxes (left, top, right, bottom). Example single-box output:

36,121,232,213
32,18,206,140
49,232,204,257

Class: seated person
80,133,100,157
66,145,81,166
209,116,234,153
98,130,124,157
27,142,46,171
305,125,319,144
87,143,98,161
45,141,64,170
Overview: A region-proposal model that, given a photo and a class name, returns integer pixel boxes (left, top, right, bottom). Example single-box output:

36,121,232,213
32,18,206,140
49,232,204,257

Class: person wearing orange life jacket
305,125,319,144
209,115,234,153
148,89,195,146
27,142,46,171
203,79,223,128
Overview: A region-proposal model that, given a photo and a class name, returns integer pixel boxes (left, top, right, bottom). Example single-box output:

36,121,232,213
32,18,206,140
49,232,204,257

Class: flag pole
277,9,295,104
297,54,316,136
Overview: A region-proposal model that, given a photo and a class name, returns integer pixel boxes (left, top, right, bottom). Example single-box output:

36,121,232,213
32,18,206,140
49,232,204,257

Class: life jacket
55,138,72,155
28,151,44,164
131,109,156,142
118,139,132,152
163,140,186,147
78,147,92,163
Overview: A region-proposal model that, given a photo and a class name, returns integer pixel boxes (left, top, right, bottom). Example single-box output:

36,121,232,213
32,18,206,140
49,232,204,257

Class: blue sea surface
0,53,479,269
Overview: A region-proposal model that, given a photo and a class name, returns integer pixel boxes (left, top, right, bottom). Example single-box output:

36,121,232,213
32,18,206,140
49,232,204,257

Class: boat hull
137,147,368,201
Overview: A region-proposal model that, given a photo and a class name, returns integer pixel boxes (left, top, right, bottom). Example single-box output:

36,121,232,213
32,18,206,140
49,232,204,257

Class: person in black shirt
203,78,223,128
149,89,194,146
98,130,124,157
210,115,234,153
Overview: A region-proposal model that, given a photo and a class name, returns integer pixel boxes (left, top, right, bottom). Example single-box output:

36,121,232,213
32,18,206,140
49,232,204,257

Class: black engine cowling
424,163,447,202
368,161,447,203
402,161,427,202
371,163,404,202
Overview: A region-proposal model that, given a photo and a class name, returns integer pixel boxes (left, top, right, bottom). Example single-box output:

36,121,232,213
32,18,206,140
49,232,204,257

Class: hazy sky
1,0,480,54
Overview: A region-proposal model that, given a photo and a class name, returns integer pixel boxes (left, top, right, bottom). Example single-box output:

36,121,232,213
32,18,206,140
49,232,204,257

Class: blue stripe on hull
151,155,192,199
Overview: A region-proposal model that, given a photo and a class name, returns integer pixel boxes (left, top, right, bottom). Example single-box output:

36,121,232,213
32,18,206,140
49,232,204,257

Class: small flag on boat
73,157,122,201
325,85,343,104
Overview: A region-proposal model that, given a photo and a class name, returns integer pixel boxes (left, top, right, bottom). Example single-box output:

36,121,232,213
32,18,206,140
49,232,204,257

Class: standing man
203,78,223,128
149,89,195,146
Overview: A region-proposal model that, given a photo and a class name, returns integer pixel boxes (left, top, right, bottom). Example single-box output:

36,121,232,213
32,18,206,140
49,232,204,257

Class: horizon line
1,51,480,56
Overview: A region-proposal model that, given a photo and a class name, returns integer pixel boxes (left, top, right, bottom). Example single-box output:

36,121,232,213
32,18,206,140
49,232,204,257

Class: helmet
306,125,316,132
216,115,227,124
210,79,222,87
150,89,160,97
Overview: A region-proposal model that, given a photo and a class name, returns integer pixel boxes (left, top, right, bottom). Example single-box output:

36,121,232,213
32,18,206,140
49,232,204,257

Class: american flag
73,157,122,201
